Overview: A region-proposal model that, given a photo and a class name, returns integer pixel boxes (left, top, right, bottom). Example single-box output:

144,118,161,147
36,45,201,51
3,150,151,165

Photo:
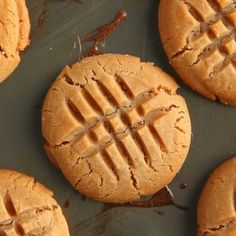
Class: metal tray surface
0,0,235,235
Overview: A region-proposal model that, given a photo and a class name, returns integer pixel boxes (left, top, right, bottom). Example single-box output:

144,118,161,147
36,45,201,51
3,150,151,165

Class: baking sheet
0,0,236,235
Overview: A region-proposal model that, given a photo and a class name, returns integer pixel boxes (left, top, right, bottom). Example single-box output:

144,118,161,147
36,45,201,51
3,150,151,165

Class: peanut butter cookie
0,0,30,83
197,157,236,235
42,54,191,203
159,0,236,106
0,169,70,236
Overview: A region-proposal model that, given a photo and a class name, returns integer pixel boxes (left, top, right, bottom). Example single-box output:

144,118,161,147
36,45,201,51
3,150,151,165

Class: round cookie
197,157,236,235
42,54,191,203
159,0,236,106
0,169,70,236
0,0,30,83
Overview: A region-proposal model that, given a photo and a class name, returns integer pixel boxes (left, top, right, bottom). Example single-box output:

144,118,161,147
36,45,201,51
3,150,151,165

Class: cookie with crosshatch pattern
42,54,191,203
159,0,236,106
197,157,236,235
0,169,70,235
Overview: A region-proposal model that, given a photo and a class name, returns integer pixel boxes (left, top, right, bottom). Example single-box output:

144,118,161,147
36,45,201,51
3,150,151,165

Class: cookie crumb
180,183,187,190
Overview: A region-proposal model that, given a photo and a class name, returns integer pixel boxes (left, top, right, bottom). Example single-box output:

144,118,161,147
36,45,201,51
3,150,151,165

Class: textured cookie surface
159,0,236,106
42,54,191,203
197,157,236,235
0,0,30,83
0,170,70,236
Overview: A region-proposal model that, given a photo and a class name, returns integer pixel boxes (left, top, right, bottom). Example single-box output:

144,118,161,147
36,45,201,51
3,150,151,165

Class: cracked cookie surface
197,157,236,236
159,0,236,106
0,169,70,236
42,54,191,203
0,0,30,83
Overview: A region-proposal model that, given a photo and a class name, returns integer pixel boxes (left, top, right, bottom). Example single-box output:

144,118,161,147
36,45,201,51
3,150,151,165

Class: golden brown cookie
197,157,236,235
42,54,191,203
0,169,70,236
159,0,236,106
0,0,30,83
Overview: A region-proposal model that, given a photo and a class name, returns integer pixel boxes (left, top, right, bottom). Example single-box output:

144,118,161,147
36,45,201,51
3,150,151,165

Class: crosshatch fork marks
63,71,181,179
176,0,236,71
183,0,236,40
0,194,53,236
193,30,236,67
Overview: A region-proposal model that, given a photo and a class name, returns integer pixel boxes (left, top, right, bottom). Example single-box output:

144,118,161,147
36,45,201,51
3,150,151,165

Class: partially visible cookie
42,54,191,203
197,157,236,235
0,169,70,236
159,0,236,106
0,0,30,83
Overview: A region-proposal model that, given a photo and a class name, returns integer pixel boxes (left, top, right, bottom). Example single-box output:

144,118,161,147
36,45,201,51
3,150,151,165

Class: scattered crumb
63,199,70,208
180,183,187,190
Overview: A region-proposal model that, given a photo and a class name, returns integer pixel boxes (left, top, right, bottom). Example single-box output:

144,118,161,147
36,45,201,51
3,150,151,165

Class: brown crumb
180,183,187,190
63,199,70,208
